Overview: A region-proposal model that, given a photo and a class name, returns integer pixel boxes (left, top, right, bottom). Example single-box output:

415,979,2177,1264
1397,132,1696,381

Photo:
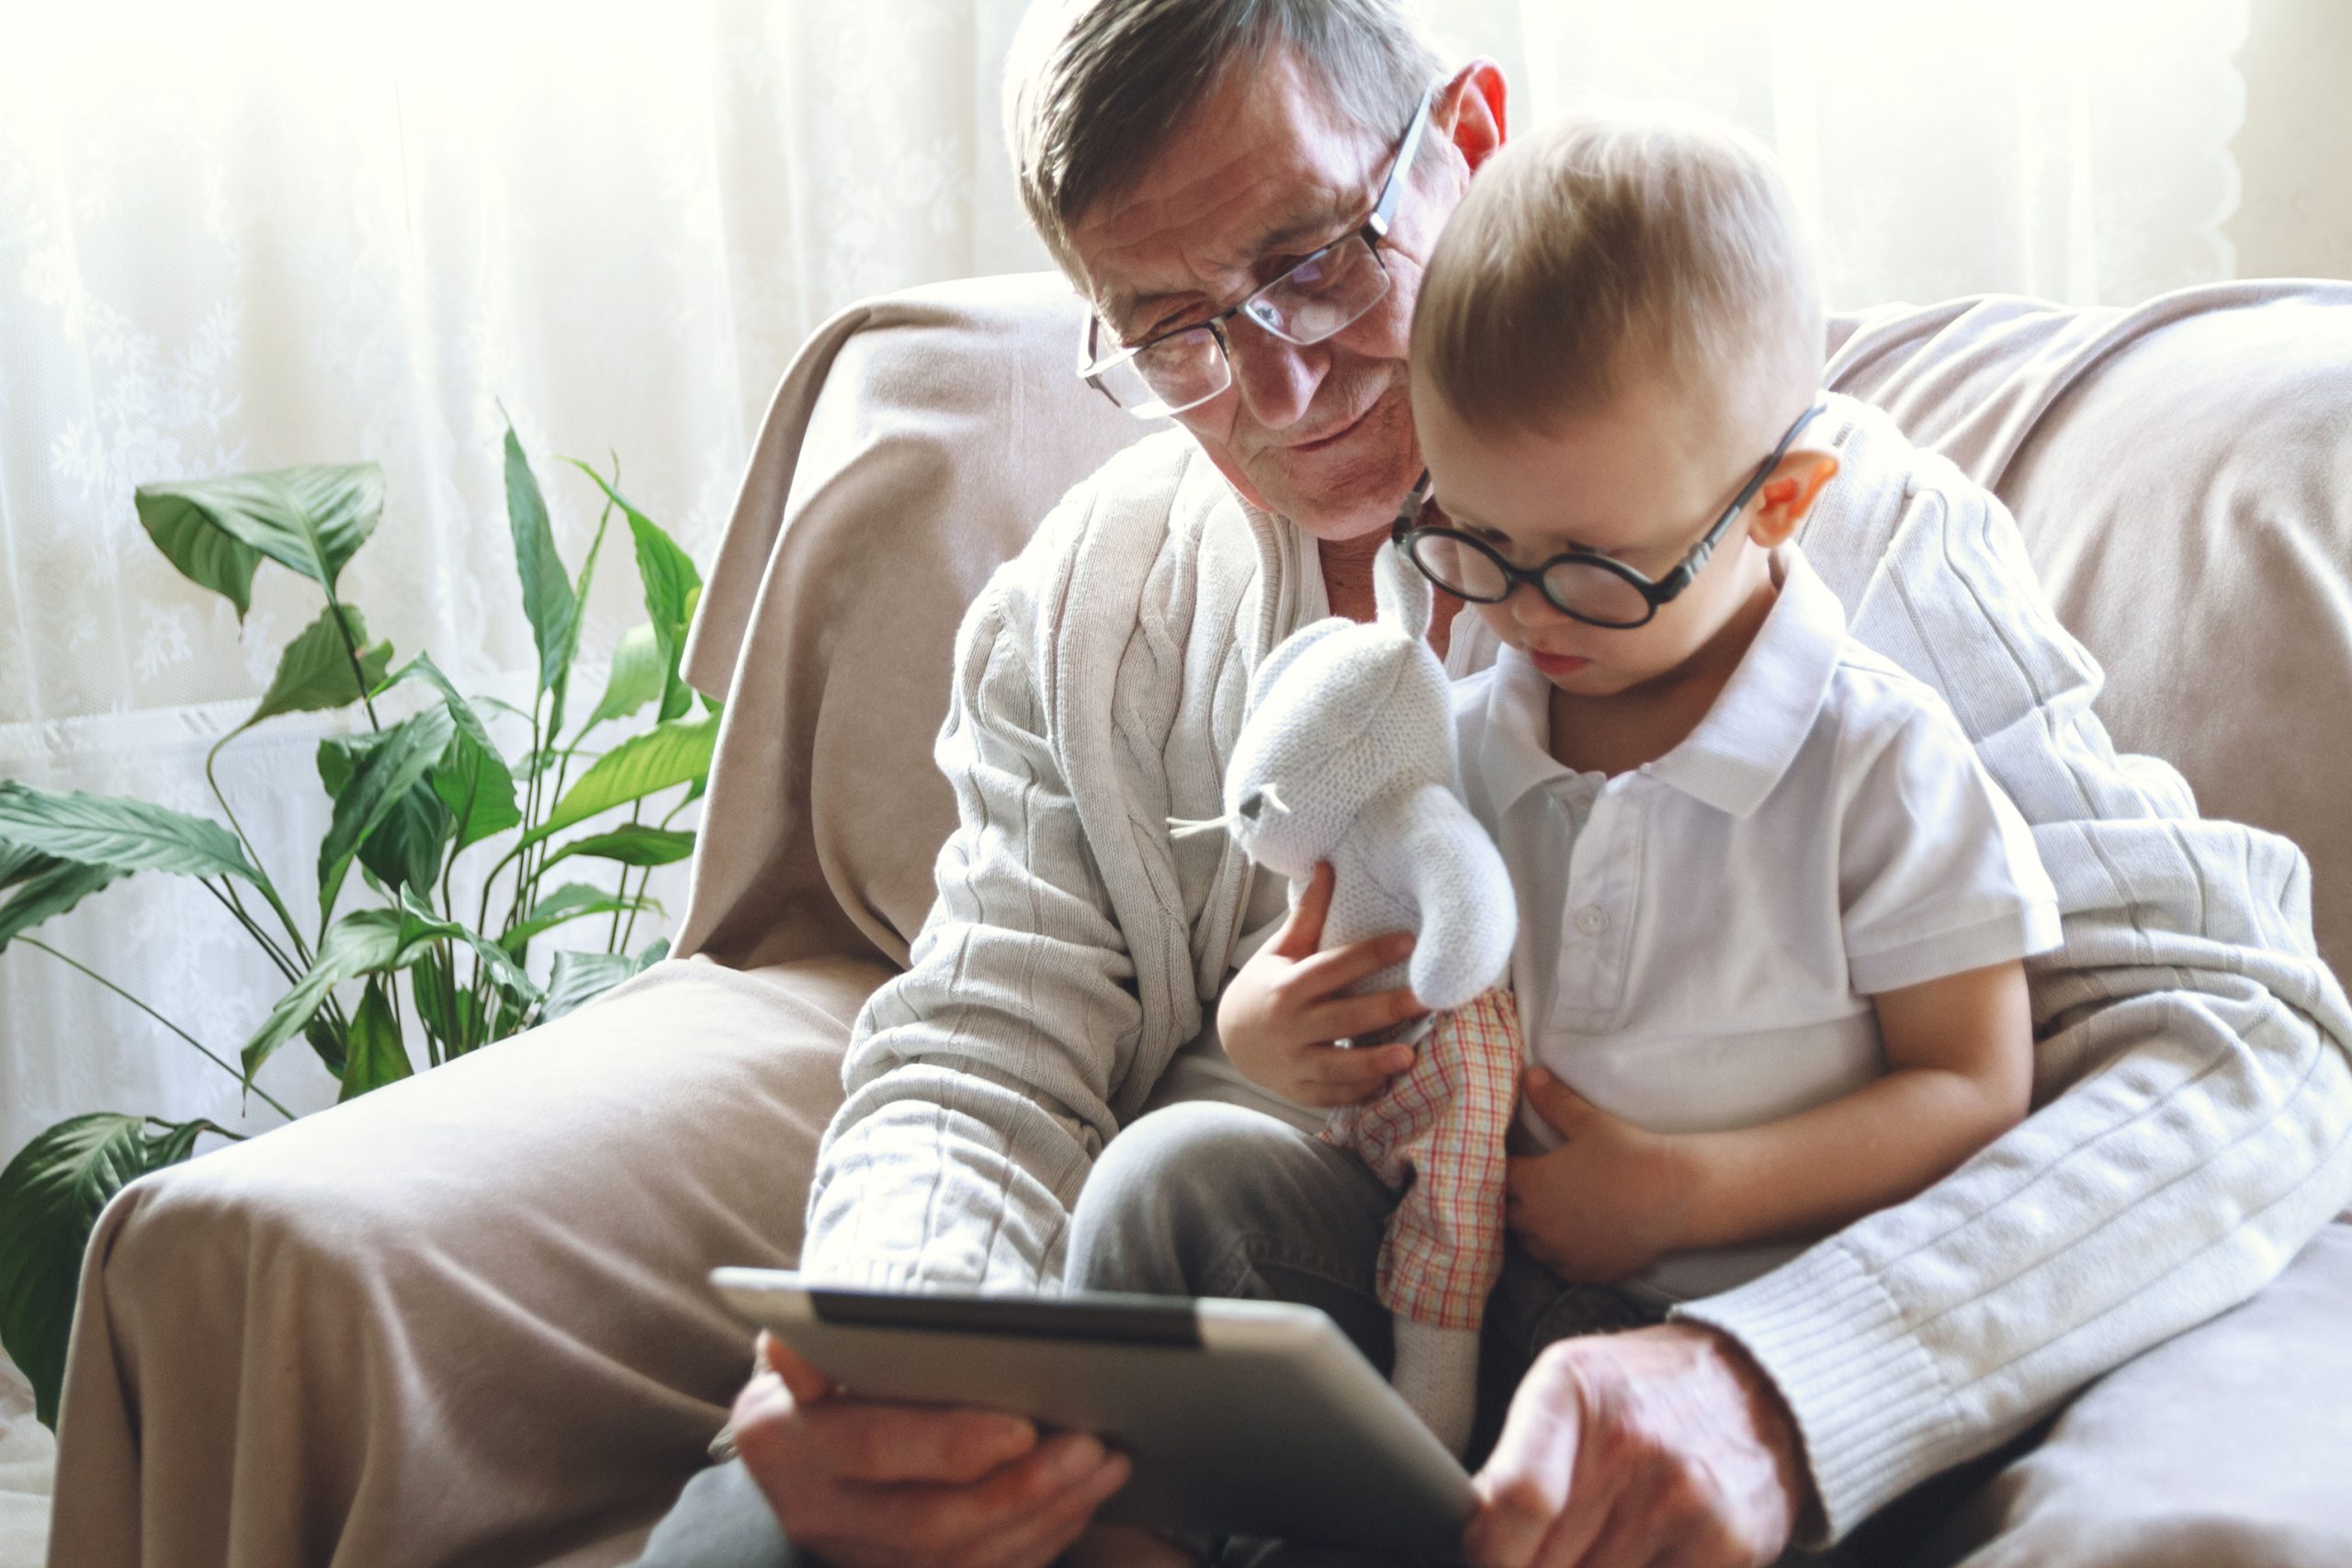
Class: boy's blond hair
1412,104,1824,438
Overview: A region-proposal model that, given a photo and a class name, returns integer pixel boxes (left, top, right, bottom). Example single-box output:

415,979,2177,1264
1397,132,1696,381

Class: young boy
1221,104,2060,1357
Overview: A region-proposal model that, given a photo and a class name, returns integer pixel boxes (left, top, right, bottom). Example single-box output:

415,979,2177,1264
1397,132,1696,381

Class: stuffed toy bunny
1214,544,1523,1454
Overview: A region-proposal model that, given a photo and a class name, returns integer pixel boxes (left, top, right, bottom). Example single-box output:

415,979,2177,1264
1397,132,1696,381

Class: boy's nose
1508,579,1568,626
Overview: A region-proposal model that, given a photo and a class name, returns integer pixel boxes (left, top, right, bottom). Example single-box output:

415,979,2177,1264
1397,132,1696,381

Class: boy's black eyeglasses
1390,401,1828,630
1077,89,1437,420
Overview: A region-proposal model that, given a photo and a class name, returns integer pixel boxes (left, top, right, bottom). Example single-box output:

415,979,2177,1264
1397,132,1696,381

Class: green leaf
0,1113,224,1427
523,716,718,846
637,518,701,722
316,706,457,915
487,989,530,1043
319,730,451,895
242,605,391,731
504,424,580,702
0,784,258,884
135,463,384,607
537,825,695,873
410,950,481,1056
497,881,653,953
539,936,668,1022
0,852,127,951
242,908,403,1080
302,1015,347,1078
567,461,704,723
391,886,541,1008
548,476,620,739
580,625,664,736
337,978,413,1102
377,654,520,852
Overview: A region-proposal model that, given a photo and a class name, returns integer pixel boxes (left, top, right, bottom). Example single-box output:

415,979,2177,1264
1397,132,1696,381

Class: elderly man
628,2,2352,1567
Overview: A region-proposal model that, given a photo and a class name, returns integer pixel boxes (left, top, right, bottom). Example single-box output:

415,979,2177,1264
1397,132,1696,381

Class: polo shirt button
1573,905,1608,936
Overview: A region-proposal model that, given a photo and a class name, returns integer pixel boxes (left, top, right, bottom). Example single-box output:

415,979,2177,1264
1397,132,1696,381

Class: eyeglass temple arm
1665,400,1832,590
1365,92,1438,241
1390,470,1434,544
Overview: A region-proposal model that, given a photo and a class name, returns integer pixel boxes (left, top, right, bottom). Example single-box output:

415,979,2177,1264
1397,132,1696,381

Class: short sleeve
1838,692,2062,995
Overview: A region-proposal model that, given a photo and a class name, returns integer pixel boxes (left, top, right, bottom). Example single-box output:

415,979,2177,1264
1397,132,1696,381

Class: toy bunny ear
1374,538,1432,638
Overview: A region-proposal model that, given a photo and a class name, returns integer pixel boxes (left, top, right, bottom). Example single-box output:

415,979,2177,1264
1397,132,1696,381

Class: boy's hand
1216,862,1425,1109
1506,1068,1699,1283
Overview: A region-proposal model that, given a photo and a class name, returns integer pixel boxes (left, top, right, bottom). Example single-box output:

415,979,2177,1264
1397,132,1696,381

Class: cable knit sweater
802,402,2352,1542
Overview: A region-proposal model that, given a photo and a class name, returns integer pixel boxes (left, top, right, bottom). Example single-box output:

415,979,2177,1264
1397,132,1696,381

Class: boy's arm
1673,958,2031,1248
1507,959,2032,1280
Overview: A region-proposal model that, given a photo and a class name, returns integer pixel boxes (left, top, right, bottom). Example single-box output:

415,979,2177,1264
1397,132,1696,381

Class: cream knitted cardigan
803,404,2352,1541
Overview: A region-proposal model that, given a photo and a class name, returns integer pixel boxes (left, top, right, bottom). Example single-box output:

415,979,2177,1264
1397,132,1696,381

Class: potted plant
0,423,717,1427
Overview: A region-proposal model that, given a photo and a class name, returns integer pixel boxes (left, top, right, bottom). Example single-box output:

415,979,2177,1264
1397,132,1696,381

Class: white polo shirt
1453,547,2062,1302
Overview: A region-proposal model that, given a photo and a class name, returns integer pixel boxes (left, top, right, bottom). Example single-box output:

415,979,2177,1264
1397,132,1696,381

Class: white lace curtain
0,0,2248,1161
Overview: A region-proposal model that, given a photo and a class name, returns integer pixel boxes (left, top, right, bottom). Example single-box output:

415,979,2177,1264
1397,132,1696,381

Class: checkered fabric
1324,986,1522,1331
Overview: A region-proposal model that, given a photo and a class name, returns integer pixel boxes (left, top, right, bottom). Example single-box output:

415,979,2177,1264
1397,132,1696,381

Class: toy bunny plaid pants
1323,986,1523,1336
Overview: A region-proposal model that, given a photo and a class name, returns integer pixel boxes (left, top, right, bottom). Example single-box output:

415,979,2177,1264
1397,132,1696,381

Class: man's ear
1748,450,1839,547
1436,59,1507,176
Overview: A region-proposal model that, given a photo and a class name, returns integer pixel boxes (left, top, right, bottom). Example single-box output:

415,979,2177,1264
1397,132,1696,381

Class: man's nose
1223,314,1323,431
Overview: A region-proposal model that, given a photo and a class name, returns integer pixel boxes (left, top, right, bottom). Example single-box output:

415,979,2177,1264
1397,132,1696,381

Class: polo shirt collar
1642,547,1846,818
1476,547,1849,823
1478,645,1577,820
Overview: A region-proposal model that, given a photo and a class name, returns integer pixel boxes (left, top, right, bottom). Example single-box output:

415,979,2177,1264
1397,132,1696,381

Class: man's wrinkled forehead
1069,55,1385,336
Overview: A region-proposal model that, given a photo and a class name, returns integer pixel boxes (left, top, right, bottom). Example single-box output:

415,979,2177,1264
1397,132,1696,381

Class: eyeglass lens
1406,532,1656,627
1098,233,1390,414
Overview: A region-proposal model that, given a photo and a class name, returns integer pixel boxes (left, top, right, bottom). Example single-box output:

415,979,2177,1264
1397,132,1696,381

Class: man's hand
1216,862,1424,1107
1464,1323,1809,1568
1505,1068,1698,1283
731,1333,1132,1568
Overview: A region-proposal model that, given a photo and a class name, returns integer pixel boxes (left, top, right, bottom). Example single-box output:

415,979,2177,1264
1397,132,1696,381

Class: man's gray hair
1005,0,1443,276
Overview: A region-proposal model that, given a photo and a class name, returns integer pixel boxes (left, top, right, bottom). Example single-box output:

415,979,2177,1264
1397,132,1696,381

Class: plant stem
605,802,642,953
203,739,316,967
201,881,303,987
474,693,547,1026
23,938,296,1121
148,1115,246,1144
439,935,461,1063
438,788,473,930
617,784,700,954
617,861,649,953
499,694,549,946
322,588,384,731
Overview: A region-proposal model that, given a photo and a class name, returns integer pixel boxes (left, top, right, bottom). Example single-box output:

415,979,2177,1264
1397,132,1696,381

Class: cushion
677,276,1155,971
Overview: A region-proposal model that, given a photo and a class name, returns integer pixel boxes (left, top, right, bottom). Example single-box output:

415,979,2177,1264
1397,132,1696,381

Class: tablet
711,1268,1476,1559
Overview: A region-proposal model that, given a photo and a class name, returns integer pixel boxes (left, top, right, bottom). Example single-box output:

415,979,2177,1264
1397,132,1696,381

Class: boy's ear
1747,450,1839,547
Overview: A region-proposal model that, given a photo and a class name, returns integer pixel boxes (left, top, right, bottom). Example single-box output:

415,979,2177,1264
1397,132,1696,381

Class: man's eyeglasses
1391,402,1829,630
1077,89,1437,420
